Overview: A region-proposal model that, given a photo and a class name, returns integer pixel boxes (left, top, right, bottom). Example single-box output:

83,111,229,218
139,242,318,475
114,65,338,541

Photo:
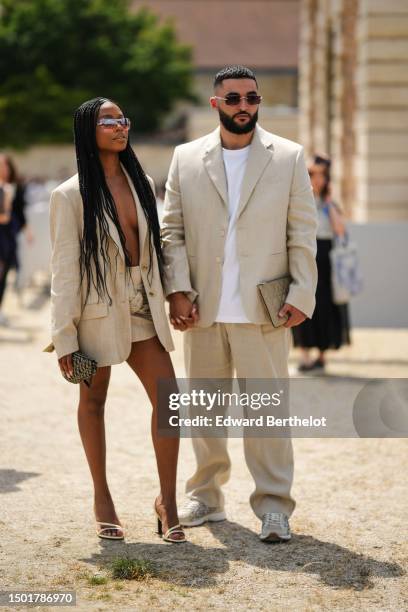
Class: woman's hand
0,183,12,224
24,224,35,244
58,353,74,379
328,202,346,238
168,292,199,331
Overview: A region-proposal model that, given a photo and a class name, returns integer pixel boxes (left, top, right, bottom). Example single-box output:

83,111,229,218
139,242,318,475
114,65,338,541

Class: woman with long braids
43,97,186,543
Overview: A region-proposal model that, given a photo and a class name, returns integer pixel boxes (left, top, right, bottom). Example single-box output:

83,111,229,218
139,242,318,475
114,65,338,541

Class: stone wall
356,0,408,221
299,0,408,221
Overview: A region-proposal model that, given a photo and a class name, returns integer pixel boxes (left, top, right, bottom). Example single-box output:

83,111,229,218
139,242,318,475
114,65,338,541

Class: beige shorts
127,265,157,343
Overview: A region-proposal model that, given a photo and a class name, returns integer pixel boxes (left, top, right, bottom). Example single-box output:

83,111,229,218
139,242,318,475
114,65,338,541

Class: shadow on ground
80,520,404,592
0,469,40,494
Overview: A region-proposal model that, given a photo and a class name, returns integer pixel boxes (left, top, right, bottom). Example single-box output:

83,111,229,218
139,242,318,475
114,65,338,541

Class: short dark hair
314,153,331,168
312,153,331,199
214,65,258,88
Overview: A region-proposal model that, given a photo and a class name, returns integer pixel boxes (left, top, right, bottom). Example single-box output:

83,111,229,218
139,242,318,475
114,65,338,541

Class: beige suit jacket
161,124,318,325
43,165,174,366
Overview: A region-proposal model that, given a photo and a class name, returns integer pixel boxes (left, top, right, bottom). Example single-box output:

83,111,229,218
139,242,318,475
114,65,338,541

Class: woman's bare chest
106,176,138,233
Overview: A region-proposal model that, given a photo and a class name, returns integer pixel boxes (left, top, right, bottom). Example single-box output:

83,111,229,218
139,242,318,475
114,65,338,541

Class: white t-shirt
215,145,251,323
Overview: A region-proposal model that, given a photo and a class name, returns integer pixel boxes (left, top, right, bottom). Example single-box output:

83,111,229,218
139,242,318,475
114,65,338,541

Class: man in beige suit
161,66,317,542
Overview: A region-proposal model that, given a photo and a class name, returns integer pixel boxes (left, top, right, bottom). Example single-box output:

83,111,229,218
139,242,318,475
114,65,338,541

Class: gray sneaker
260,512,291,542
178,499,226,527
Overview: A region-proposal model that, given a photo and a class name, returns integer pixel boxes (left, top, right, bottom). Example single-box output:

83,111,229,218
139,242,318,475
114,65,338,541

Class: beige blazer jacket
161,124,318,326
43,165,174,366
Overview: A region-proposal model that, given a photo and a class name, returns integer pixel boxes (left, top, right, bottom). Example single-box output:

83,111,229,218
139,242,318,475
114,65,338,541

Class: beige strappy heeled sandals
153,500,186,543
155,514,186,543
96,521,125,540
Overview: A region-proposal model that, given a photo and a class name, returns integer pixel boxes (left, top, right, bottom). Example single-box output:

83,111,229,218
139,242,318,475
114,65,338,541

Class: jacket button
149,290,155,296
142,264,148,270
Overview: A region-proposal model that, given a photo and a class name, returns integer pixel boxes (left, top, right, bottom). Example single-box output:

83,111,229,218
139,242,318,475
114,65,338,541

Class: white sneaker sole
180,510,227,527
260,532,291,542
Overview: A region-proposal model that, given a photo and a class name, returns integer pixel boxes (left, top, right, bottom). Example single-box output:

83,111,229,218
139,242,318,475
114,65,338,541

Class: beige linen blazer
42,165,174,366
161,124,318,326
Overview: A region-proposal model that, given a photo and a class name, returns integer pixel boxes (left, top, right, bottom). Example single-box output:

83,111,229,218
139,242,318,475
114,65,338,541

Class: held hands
169,292,199,331
278,303,307,328
58,353,73,379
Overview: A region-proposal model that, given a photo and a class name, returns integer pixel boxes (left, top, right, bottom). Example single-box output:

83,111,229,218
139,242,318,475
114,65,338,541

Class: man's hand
278,303,307,328
168,292,199,331
58,353,74,379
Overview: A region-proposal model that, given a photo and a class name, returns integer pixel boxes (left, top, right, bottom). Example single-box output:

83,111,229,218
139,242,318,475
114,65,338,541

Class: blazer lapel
203,127,228,207
236,125,275,219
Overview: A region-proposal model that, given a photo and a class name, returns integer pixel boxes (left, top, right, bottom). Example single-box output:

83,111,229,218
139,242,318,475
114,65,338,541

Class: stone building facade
299,0,408,221
132,0,300,107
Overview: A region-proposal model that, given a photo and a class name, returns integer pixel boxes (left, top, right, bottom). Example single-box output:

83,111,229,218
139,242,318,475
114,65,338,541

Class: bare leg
126,335,183,540
300,347,312,366
77,366,123,537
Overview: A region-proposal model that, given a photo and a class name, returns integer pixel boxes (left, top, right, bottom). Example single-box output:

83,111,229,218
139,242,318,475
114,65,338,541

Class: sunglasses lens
224,94,261,106
98,118,131,129
225,95,241,106
117,118,130,130
247,95,261,105
99,119,115,128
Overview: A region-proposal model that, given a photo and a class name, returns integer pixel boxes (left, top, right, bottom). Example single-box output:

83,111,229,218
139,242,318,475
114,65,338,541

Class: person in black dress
0,154,33,326
292,154,351,371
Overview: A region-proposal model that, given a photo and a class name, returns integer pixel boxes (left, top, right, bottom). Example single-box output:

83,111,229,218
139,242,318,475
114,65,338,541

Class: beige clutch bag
257,275,291,327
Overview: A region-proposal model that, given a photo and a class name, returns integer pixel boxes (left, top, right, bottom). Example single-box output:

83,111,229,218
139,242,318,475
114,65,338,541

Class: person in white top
162,65,317,543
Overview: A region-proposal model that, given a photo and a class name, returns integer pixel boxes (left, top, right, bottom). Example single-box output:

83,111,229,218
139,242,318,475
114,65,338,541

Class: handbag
257,275,291,327
43,294,99,386
63,350,97,387
329,233,363,305
43,344,97,387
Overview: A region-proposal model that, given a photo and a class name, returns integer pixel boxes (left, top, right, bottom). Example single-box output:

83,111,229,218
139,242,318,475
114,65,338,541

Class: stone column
299,0,318,157
355,0,408,221
299,0,332,157
340,0,358,218
299,0,357,217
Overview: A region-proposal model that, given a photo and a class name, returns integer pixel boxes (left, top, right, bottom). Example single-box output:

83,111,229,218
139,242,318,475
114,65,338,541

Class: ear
209,96,218,109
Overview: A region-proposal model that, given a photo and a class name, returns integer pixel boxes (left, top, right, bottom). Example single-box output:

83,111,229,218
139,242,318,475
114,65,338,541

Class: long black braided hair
73,97,163,306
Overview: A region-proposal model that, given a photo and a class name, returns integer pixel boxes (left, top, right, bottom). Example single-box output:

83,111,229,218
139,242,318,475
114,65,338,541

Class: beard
218,108,258,134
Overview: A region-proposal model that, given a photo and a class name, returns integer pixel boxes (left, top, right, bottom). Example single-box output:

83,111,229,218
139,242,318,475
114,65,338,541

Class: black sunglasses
214,93,262,106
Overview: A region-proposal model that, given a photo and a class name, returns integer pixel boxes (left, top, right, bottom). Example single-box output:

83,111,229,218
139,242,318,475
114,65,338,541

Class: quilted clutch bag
43,343,97,387
257,275,291,328
64,351,98,387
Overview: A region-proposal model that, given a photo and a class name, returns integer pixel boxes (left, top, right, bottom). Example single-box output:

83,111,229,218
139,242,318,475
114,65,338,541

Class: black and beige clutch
64,351,98,387
257,275,291,327
43,343,97,387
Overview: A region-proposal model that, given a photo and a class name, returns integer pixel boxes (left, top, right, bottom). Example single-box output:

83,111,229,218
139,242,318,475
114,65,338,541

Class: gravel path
1,282,407,611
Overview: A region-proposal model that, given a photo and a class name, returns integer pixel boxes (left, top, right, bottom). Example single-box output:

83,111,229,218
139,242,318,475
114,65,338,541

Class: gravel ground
0,282,407,611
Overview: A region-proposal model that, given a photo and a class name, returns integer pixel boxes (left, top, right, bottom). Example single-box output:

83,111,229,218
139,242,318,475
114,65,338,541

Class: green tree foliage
0,0,194,147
